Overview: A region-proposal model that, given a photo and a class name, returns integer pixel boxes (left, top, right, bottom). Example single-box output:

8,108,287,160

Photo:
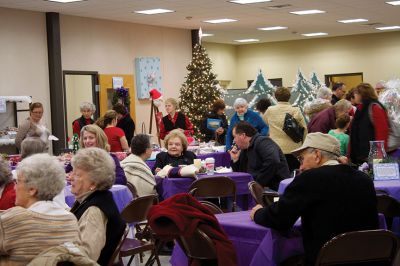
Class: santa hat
149,89,162,100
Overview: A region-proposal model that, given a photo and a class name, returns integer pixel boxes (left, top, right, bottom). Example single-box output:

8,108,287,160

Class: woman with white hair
0,154,80,265
225,98,269,150
69,147,125,265
304,87,332,119
72,102,96,137
0,158,15,210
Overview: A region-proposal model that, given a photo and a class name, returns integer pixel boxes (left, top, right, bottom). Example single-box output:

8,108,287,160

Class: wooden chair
126,181,137,198
315,229,399,266
376,194,400,231
108,225,130,266
189,176,236,212
119,194,161,266
200,200,224,214
177,228,218,266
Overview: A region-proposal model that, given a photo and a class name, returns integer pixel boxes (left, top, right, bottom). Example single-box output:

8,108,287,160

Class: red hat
149,89,162,100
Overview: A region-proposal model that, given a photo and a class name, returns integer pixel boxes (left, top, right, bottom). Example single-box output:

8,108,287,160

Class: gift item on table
156,164,198,178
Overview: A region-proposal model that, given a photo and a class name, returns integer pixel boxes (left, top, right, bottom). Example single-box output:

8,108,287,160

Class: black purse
282,113,304,143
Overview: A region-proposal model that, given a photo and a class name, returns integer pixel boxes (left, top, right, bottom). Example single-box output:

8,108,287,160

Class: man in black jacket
250,132,379,266
230,121,290,190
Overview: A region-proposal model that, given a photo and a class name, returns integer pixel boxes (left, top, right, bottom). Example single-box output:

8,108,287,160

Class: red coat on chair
147,193,238,266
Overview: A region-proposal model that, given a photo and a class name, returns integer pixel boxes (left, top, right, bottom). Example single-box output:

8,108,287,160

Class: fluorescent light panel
290,10,325,15
258,26,288,31
202,33,214,37
338,18,368,23
134,9,174,15
234,39,259,42
229,0,271,4
376,26,400,30
386,1,400,6
203,18,237,24
302,32,328,37
47,0,85,2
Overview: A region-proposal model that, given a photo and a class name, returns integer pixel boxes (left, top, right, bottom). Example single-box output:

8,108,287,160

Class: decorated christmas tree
290,70,316,120
179,44,222,140
245,69,277,107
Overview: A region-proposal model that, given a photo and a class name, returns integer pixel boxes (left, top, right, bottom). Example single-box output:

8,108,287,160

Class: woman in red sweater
96,110,129,152
0,159,15,210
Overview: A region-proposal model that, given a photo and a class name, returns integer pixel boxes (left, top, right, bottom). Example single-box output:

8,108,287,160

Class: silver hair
319,150,339,161
16,153,66,201
21,137,47,159
316,87,332,100
71,147,115,191
80,102,96,112
334,99,352,113
233,98,248,108
0,158,12,186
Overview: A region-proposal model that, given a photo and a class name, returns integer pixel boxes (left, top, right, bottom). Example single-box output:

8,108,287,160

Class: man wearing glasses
250,132,378,266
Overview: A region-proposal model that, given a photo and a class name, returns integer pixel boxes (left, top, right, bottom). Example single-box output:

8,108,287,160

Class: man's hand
338,156,349,164
229,148,241,162
250,204,264,221
155,167,162,174
215,127,224,135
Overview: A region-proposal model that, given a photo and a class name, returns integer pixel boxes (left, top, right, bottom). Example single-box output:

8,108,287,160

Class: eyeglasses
31,111,43,114
297,148,316,164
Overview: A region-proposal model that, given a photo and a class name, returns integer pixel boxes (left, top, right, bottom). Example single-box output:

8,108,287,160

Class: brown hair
335,114,351,129
29,102,43,112
355,83,378,101
113,103,127,115
211,99,226,113
95,110,117,129
79,124,110,152
345,87,356,101
275,87,291,102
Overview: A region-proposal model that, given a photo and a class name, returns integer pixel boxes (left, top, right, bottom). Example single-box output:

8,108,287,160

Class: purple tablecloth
64,184,133,213
170,211,387,266
155,172,254,209
279,177,400,201
146,151,231,169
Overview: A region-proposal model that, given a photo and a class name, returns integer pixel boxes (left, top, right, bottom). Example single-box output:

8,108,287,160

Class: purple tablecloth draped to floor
146,151,231,170
155,172,254,209
64,184,133,213
170,211,387,266
279,177,400,201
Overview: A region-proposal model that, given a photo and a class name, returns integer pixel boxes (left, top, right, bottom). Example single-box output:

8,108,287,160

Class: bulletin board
98,74,136,123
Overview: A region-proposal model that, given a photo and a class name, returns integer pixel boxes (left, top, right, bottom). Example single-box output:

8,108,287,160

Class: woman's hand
155,167,162,174
215,127,224,135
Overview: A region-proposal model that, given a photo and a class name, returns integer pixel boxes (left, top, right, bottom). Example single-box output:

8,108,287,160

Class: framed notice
373,163,400,180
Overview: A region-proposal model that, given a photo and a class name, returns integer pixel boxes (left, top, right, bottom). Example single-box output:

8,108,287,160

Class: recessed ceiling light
229,0,271,4
134,9,174,15
47,0,86,2
376,26,400,30
258,26,288,31
386,1,400,6
290,10,326,15
302,32,328,37
338,18,368,24
203,18,238,24
202,33,214,37
234,39,259,43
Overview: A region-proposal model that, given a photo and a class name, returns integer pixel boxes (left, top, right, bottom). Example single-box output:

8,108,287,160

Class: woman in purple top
66,124,127,185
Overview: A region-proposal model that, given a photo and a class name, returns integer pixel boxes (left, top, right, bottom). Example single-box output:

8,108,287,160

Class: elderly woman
65,124,127,185
72,102,96,137
159,98,194,140
350,83,390,165
304,87,332,119
153,129,197,174
69,147,125,265
225,98,269,151
0,154,80,265
200,99,228,144
0,158,15,210
96,110,129,152
264,87,307,172
20,137,47,159
15,102,50,151
121,134,156,196
113,103,135,146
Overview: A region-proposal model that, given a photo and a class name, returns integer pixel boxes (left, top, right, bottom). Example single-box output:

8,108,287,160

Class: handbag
282,113,304,143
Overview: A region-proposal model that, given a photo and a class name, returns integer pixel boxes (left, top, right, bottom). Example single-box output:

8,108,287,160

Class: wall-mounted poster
135,57,162,99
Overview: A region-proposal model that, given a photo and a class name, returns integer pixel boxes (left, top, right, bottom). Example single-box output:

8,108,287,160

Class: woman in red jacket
350,83,389,165
0,158,15,210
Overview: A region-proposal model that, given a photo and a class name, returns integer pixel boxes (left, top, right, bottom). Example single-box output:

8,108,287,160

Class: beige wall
60,15,192,137
0,7,192,144
204,32,400,89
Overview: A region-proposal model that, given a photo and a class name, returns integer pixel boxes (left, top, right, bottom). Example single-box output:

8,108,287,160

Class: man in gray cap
250,132,379,266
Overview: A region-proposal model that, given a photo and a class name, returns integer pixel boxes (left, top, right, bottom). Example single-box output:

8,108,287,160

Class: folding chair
315,229,399,265
376,194,400,232
189,176,236,212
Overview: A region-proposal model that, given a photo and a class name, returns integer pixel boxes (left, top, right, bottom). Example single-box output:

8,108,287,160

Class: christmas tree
309,71,327,97
245,69,277,107
179,44,222,140
290,70,316,120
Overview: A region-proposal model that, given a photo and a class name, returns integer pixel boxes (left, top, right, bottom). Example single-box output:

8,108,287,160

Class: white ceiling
1,0,399,44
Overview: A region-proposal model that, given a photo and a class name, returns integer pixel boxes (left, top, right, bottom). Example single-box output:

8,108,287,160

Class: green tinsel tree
179,44,222,140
